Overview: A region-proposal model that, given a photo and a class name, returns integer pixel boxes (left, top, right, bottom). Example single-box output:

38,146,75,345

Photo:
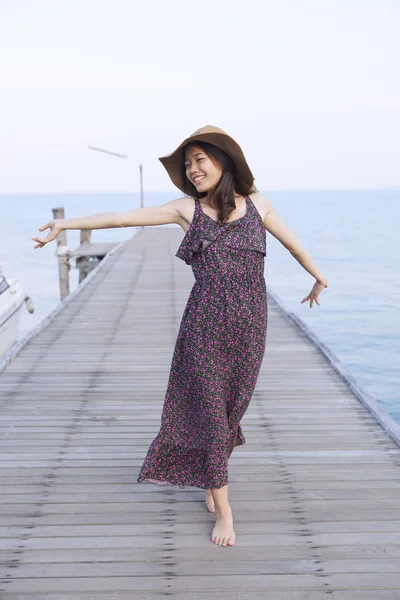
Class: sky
1,0,399,193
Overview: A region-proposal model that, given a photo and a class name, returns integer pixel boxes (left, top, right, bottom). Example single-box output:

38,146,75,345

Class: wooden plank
2,480,399,494
0,574,330,593
1,544,400,564
0,593,340,600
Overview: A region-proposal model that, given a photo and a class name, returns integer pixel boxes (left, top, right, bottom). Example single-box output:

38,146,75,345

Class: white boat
0,271,34,357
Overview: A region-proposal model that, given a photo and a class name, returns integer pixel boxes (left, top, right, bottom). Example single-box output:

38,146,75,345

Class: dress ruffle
176,198,266,266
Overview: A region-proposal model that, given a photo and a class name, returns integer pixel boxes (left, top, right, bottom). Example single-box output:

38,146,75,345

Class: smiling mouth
193,176,205,184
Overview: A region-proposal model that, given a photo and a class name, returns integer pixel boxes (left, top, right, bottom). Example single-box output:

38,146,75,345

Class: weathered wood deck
1,227,400,599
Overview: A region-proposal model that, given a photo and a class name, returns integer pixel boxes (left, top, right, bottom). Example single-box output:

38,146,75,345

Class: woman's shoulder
249,191,273,221
173,196,197,233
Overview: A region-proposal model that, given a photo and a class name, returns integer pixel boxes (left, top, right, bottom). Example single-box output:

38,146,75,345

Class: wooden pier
1,227,400,599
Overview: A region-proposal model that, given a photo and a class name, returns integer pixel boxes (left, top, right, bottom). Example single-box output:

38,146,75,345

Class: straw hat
158,125,254,196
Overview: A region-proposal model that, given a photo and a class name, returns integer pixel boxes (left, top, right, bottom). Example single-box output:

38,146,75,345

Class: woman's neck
205,191,241,204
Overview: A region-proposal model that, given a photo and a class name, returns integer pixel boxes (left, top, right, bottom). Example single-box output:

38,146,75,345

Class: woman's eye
185,157,204,168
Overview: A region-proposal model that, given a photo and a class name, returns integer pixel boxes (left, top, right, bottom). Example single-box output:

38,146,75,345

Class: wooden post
78,229,92,283
80,229,92,245
52,207,70,301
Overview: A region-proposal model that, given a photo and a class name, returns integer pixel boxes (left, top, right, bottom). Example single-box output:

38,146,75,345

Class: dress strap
188,197,199,226
246,194,264,224
193,197,200,217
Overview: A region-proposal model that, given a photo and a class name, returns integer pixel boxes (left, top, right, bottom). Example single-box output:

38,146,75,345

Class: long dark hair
180,141,257,224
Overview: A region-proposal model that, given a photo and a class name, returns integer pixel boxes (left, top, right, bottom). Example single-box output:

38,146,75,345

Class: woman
33,125,328,548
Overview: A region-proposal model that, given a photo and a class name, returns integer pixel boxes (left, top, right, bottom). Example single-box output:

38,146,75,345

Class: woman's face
184,145,223,193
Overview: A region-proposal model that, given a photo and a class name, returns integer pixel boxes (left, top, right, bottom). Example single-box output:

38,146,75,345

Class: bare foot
211,506,235,546
205,489,215,513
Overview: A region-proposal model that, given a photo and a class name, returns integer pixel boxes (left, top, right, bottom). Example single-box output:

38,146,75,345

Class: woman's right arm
32,197,189,249
116,197,187,228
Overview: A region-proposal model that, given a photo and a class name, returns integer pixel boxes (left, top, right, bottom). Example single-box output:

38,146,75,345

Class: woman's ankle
215,504,232,518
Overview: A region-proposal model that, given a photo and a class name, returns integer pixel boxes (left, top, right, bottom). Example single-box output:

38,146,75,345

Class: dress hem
136,477,229,490
136,438,245,490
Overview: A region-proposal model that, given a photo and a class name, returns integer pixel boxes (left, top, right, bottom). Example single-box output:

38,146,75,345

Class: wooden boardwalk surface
1,227,400,599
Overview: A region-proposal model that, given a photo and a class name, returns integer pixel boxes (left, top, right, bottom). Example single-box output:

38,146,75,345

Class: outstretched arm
116,197,185,228
254,192,327,283
32,198,186,249
252,192,328,308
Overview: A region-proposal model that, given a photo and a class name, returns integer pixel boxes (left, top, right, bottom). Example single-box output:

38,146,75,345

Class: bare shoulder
172,196,196,233
249,191,274,220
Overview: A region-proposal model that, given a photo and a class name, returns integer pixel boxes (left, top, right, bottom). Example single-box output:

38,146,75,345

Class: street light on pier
88,146,144,209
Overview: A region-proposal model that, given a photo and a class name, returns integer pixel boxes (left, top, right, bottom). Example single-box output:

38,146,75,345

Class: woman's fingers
303,281,328,308
301,293,322,308
32,235,50,249
32,223,60,248
32,224,53,248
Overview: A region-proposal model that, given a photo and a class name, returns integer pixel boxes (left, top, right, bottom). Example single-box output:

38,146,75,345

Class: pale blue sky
1,0,399,193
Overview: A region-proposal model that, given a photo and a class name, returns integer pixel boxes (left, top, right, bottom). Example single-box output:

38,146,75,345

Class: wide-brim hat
158,125,254,196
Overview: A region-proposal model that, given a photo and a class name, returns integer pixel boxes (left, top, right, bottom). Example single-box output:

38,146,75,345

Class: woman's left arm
253,192,328,308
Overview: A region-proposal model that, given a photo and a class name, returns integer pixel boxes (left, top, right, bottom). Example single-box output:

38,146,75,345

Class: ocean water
0,191,399,421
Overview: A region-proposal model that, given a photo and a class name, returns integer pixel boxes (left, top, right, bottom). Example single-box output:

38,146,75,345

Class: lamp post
88,146,144,209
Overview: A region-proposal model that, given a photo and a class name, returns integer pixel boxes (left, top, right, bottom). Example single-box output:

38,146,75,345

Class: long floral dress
137,195,267,489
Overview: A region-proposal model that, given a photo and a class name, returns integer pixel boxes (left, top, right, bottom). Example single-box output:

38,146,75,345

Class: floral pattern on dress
137,195,268,489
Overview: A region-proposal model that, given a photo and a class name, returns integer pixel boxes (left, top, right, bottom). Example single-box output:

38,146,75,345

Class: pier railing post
77,229,93,283
52,207,70,301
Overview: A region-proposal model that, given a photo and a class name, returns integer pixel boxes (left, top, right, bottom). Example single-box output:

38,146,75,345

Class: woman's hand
301,279,328,308
32,219,63,249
